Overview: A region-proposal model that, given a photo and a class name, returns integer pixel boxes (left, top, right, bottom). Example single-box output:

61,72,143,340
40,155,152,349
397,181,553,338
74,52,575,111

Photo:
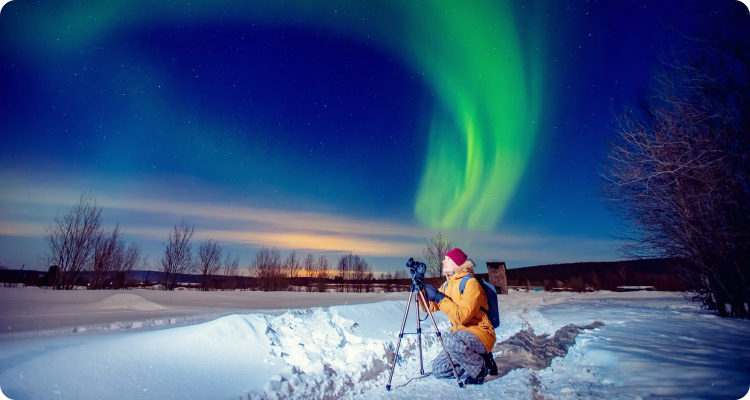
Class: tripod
385,281,464,390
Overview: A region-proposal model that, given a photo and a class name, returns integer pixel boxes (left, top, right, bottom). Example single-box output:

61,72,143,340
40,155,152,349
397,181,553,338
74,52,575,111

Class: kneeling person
419,248,496,385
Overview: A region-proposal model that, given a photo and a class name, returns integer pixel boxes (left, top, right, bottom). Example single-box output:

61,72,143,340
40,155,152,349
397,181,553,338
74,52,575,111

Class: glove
423,284,445,304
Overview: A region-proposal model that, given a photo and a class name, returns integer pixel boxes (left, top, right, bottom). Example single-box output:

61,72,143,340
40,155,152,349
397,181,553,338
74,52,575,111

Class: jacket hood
448,259,475,279
455,258,475,275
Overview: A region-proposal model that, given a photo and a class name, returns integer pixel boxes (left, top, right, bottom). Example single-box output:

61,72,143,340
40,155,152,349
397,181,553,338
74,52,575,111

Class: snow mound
89,293,168,311
245,301,421,399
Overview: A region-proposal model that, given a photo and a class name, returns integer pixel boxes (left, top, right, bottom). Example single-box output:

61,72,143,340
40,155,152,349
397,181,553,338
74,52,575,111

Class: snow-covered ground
0,289,748,400
0,288,409,335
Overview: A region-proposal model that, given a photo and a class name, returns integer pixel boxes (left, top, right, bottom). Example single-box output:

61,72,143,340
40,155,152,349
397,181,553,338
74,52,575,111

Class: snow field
0,299,452,400
1,290,748,399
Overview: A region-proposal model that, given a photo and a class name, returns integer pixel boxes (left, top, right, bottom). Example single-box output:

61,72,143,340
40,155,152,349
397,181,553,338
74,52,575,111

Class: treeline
26,193,418,292
159,219,387,292
0,268,54,288
509,270,687,293
157,219,244,291
32,195,249,290
247,248,409,292
506,259,689,292
376,271,411,293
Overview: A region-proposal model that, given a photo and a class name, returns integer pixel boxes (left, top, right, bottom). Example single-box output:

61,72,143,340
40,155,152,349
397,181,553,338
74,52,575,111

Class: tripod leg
416,292,424,375
385,290,415,391
418,290,465,388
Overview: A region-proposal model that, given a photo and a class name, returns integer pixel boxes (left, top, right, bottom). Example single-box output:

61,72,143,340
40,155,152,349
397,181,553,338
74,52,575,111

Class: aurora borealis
408,3,543,230
8,0,543,230
0,0,747,271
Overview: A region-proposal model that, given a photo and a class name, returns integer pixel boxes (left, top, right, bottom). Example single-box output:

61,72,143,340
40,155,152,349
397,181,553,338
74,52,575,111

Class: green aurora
12,0,543,231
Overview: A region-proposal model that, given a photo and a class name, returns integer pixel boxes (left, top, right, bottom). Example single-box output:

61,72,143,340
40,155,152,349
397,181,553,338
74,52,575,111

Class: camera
406,258,427,289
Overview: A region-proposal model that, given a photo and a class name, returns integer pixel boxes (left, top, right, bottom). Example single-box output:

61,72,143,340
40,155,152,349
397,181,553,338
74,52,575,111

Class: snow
0,287,409,336
0,288,748,400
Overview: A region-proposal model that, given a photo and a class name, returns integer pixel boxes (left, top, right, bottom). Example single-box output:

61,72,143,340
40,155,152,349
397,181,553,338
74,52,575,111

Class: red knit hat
446,248,467,266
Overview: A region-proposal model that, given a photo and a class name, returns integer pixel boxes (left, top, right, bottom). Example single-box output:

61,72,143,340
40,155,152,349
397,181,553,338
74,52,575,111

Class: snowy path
536,295,750,399
0,291,748,399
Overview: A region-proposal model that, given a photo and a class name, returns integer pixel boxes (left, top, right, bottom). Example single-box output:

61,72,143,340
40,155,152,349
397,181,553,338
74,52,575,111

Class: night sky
0,0,747,273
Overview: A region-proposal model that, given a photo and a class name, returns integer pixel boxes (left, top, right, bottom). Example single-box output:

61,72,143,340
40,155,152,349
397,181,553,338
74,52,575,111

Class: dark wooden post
486,261,508,295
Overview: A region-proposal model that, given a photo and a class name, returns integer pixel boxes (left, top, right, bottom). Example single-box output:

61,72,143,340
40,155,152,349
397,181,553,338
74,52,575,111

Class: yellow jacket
420,270,496,352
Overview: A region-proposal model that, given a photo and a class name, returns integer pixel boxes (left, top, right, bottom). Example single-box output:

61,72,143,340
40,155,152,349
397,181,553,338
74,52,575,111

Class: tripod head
406,258,427,291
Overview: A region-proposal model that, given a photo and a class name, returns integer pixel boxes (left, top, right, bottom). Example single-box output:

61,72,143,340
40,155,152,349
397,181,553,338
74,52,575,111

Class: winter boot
482,352,498,376
464,364,488,385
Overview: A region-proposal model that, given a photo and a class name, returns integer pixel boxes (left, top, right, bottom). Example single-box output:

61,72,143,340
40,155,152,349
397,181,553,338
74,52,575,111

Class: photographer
418,248,496,385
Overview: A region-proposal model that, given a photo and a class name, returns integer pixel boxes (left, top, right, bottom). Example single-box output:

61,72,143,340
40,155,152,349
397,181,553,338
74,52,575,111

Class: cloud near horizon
0,171,619,269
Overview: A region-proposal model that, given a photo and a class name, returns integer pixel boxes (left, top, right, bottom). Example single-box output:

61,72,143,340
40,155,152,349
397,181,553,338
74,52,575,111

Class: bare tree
90,224,122,290
315,255,330,293
222,253,241,291
89,224,145,290
350,255,363,293
337,253,354,292
159,219,195,291
250,247,283,291
284,251,302,291
302,254,316,292
423,232,453,280
114,243,145,289
197,239,222,291
249,247,269,290
43,193,103,290
349,254,372,293
601,33,750,318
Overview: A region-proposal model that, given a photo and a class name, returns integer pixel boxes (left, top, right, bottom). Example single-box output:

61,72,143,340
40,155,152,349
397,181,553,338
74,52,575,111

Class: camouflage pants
431,330,487,379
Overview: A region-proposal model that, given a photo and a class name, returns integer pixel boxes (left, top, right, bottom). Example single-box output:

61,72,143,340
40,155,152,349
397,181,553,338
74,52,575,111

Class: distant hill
0,269,255,286
506,258,678,280
503,258,689,291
